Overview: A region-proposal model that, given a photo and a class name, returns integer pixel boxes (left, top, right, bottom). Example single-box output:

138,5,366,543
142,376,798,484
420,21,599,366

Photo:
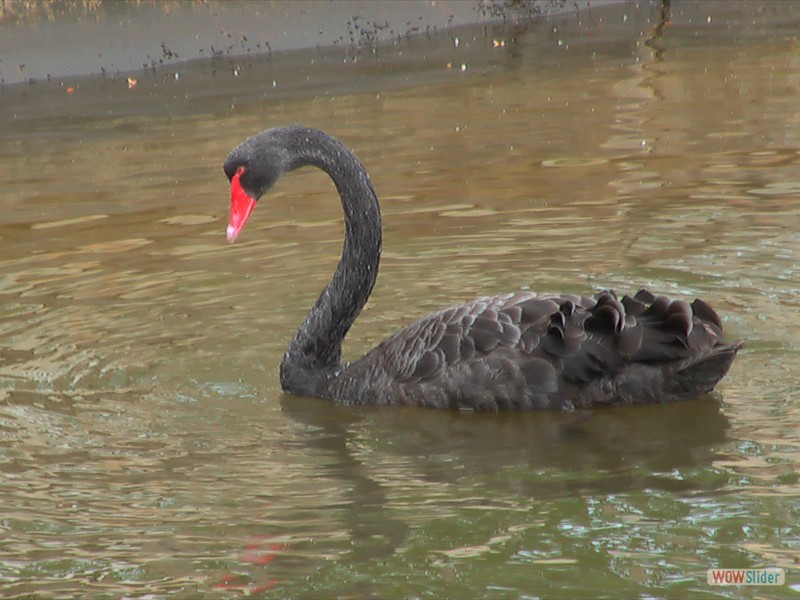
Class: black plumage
223,126,742,411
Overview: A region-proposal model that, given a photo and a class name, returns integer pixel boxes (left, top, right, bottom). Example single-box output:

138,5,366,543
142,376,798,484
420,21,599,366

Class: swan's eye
224,162,247,182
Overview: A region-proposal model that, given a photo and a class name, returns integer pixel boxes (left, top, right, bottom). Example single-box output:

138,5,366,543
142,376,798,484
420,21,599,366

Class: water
1,2,799,597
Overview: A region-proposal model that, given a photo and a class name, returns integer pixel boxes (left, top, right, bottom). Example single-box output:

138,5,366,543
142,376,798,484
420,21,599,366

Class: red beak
227,170,257,243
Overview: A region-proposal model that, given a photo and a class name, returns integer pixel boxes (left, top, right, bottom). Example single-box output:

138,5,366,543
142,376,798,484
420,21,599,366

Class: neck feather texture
278,129,382,397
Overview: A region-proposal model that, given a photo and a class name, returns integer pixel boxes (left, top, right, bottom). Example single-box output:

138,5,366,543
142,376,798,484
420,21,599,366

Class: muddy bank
0,0,619,85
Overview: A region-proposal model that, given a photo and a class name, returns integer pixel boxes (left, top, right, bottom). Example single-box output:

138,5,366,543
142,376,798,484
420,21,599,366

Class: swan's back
330,288,742,410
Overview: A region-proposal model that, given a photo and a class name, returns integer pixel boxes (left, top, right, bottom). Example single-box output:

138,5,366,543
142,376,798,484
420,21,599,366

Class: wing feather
342,287,738,410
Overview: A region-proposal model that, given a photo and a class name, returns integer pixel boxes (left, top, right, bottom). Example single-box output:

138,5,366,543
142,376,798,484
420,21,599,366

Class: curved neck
279,129,382,396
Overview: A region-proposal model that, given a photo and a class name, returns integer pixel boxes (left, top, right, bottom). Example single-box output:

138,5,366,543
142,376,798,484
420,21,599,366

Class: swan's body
224,125,741,410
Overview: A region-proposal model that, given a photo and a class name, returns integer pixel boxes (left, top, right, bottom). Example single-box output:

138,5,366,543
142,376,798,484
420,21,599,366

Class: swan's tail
672,341,743,397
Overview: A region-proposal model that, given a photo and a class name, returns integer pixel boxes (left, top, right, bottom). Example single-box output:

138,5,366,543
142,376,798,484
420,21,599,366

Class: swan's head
223,128,293,243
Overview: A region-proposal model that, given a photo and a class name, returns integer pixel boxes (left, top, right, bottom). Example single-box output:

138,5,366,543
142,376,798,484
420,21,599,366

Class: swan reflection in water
277,394,731,560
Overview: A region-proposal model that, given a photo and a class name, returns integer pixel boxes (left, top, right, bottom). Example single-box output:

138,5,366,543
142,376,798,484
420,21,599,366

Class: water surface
1,2,799,597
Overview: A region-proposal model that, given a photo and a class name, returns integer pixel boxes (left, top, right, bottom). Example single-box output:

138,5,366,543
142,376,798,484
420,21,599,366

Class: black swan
223,125,742,410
